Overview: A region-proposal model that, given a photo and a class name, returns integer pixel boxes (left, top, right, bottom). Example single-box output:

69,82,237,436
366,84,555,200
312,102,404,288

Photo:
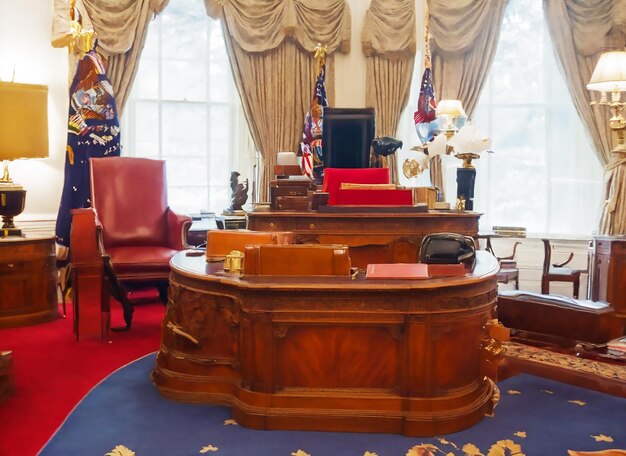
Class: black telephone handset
419,232,476,264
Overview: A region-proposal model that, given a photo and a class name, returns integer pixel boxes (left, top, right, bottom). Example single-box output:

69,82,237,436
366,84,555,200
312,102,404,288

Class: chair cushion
108,246,178,279
548,266,579,276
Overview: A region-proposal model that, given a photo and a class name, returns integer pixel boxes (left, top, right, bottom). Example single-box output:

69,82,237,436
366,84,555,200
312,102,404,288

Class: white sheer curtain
472,0,603,235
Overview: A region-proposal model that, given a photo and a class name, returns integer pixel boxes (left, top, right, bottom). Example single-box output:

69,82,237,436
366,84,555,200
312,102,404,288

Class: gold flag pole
314,43,327,71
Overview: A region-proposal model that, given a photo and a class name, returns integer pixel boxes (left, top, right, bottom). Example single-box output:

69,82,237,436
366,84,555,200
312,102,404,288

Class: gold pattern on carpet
504,342,626,381
105,446,135,456
199,445,219,453
592,435,615,443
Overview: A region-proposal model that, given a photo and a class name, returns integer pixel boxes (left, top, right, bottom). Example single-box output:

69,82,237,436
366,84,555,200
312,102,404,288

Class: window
470,0,603,235
122,0,255,215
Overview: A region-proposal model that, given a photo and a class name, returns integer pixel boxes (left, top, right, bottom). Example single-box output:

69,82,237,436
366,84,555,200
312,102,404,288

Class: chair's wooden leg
573,278,580,299
514,275,519,290
541,278,549,295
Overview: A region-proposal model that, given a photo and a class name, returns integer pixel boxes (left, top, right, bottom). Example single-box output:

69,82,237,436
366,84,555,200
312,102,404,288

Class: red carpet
0,294,164,456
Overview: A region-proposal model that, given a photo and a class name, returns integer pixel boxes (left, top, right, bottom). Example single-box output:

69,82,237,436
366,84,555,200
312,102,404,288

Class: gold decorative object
402,158,424,178
587,51,626,154
68,0,96,55
224,250,244,273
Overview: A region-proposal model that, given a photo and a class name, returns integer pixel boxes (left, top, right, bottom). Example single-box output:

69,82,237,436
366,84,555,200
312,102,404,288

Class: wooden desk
153,251,500,437
0,235,58,328
247,210,480,268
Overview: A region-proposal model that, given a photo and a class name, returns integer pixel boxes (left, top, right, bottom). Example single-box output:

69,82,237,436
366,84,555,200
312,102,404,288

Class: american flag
300,58,328,178
414,67,437,144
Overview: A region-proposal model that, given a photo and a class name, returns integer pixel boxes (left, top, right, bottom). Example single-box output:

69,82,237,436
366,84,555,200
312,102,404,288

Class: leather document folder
365,263,429,279
244,244,351,276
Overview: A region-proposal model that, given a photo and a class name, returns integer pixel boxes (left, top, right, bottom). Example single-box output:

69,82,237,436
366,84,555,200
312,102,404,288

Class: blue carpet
40,354,626,456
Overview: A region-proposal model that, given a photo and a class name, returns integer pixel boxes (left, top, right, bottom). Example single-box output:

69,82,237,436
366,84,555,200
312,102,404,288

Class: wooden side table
0,235,58,328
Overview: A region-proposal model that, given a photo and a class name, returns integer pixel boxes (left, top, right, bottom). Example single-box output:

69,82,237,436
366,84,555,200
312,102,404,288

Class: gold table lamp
0,82,49,236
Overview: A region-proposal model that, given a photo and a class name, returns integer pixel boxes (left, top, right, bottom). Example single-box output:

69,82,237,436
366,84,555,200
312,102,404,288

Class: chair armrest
166,209,193,250
499,241,521,261
70,208,105,264
553,252,574,268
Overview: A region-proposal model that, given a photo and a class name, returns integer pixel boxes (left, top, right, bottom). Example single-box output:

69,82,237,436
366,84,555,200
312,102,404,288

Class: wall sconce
435,99,467,139
587,50,626,154
0,82,49,236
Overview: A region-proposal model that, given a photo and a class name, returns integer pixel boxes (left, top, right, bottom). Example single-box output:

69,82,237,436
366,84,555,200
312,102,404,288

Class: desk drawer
0,260,29,274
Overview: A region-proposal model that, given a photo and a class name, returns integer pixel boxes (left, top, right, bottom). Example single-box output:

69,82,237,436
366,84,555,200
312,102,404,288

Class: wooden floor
501,341,626,398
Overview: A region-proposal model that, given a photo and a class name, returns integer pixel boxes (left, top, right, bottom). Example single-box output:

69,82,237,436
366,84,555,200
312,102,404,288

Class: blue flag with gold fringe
55,50,121,250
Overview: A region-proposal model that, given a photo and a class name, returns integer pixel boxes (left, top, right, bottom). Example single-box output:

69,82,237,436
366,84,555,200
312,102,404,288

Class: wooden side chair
483,236,521,290
541,239,582,298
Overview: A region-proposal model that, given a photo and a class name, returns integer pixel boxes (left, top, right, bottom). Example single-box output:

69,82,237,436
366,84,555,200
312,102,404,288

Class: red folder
365,263,429,279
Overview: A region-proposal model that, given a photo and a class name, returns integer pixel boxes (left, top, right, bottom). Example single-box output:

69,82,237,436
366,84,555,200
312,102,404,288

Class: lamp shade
435,99,467,118
0,82,49,160
586,51,626,92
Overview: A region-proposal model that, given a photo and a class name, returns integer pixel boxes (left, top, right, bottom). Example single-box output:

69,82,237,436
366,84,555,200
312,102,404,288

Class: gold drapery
204,0,351,201
543,0,626,235
427,0,510,200
362,0,416,138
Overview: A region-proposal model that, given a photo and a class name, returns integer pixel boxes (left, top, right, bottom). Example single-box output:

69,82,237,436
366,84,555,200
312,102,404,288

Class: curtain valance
361,0,416,59
429,0,506,57
204,0,351,54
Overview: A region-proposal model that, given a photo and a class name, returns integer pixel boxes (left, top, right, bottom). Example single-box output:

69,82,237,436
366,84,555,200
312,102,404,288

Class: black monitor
322,107,375,169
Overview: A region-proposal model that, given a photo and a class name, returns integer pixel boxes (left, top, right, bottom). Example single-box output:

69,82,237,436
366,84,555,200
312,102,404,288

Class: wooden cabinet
0,235,58,328
590,236,626,323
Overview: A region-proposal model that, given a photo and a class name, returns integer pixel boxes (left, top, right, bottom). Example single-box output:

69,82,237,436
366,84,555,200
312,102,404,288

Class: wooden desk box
270,179,314,210
244,244,351,276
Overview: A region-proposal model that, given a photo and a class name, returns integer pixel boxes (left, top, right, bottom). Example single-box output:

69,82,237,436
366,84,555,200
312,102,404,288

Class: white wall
0,0,68,221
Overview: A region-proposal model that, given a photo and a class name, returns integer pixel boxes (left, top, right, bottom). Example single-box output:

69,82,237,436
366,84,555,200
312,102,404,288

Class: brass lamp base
0,188,26,237
0,226,22,237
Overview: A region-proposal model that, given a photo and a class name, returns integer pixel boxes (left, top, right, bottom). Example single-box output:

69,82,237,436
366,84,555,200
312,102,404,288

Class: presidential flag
413,67,438,144
55,50,121,251
300,50,328,178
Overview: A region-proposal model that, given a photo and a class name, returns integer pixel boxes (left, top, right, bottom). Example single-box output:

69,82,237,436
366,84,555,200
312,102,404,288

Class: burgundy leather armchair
70,157,191,337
